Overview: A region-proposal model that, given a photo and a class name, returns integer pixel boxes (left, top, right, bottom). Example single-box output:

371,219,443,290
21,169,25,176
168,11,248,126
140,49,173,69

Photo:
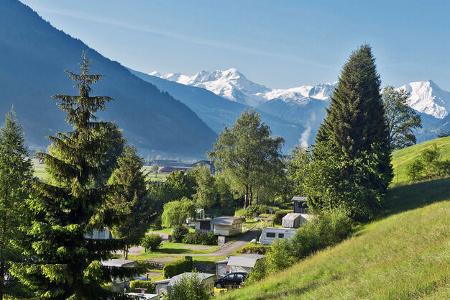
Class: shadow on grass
155,248,192,254
382,177,450,218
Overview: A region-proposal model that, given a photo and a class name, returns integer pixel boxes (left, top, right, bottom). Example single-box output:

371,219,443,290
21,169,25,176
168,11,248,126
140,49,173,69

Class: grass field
218,138,450,299
128,241,220,261
391,136,450,185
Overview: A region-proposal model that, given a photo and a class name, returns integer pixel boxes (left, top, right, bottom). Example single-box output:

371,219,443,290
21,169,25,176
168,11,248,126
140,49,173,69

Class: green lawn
129,241,220,261
391,136,450,185
218,177,450,299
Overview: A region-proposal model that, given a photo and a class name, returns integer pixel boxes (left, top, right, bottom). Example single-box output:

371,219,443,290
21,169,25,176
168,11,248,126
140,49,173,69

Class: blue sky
21,0,450,89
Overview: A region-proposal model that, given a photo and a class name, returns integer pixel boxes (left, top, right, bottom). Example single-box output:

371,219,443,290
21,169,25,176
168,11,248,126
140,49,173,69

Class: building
282,213,312,228
259,227,297,245
193,218,213,233
212,216,243,236
154,272,216,296
216,254,264,278
292,196,308,213
101,259,137,292
84,228,112,240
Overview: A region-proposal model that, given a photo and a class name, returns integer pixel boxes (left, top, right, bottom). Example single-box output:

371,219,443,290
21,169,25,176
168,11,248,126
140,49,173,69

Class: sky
20,0,450,90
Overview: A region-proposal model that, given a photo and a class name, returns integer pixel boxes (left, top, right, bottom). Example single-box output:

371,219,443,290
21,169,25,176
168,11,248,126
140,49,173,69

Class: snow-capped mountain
150,68,335,107
397,80,450,119
148,68,450,147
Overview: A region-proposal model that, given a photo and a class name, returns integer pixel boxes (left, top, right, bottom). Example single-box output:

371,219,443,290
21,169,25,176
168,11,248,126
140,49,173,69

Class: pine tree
107,146,151,260
311,45,392,220
0,112,33,300
10,53,135,299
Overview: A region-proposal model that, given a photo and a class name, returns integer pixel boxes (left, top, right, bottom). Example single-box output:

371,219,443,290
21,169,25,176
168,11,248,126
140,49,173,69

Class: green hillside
219,139,450,300
391,136,450,185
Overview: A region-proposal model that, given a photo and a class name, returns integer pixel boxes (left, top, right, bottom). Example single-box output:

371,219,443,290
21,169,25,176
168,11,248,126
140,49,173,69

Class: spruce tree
311,45,392,220
0,112,33,300
107,146,151,260
10,53,135,299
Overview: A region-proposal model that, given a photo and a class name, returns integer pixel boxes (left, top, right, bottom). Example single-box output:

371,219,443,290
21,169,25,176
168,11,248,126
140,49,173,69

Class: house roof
292,196,307,202
168,272,215,286
101,259,136,268
262,227,297,234
212,216,243,225
227,254,265,268
124,293,159,300
282,213,302,221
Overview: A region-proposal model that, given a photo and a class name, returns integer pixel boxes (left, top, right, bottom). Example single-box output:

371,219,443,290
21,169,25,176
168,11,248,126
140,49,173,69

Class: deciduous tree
210,111,284,208
382,86,422,149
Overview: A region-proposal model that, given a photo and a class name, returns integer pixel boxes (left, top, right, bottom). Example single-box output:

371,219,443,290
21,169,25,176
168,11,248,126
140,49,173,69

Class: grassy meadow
391,136,450,185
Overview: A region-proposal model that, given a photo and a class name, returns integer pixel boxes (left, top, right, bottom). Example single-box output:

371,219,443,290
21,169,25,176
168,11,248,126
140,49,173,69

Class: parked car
215,272,247,288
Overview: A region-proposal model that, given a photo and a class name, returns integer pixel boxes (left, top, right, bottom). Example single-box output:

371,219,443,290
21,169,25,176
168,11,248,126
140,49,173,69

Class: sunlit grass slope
219,138,450,299
218,178,450,299
391,136,450,185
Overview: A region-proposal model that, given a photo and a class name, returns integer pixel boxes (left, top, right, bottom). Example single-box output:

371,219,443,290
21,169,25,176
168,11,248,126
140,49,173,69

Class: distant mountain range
0,0,216,159
2,0,449,159
149,68,450,145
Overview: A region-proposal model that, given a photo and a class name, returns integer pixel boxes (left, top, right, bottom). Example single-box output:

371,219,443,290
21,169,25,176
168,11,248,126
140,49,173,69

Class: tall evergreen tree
10,53,134,299
0,112,33,300
107,146,151,260
311,45,392,219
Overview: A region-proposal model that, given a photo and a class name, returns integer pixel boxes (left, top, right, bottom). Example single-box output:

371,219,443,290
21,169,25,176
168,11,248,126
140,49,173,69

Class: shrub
244,205,269,218
246,208,352,284
407,144,450,182
130,280,155,293
163,256,193,278
238,244,270,255
183,232,217,245
273,210,290,225
164,271,210,300
171,226,189,243
290,209,352,259
141,234,163,252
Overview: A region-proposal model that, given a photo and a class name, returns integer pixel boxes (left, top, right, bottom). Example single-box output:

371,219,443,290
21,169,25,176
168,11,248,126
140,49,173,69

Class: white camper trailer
259,227,297,245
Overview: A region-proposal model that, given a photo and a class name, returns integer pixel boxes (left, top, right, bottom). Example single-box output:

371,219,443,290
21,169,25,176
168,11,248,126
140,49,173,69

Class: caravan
259,227,297,245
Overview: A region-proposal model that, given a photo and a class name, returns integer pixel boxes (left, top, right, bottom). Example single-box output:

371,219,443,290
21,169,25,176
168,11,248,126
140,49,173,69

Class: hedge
130,280,155,293
163,256,193,278
183,232,217,245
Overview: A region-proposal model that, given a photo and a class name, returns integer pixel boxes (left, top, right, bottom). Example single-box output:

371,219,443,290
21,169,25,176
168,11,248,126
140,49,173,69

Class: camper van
259,227,297,245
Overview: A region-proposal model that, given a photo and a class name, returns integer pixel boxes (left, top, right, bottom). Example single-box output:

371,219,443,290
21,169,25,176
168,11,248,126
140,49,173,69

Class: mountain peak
398,80,450,119
149,68,335,106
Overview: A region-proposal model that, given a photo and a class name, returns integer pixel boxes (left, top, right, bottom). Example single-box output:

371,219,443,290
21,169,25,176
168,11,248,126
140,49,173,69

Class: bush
183,232,217,245
246,208,353,284
407,144,450,182
163,256,193,278
130,280,155,293
244,205,269,218
164,272,210,300
171,226,189,243
141,234,163,252
273,210,290,225
238,244,270,255
290,209,353,259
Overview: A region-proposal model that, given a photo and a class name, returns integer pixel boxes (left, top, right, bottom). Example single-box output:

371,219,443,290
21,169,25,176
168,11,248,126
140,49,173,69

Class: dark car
215,272,248,288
